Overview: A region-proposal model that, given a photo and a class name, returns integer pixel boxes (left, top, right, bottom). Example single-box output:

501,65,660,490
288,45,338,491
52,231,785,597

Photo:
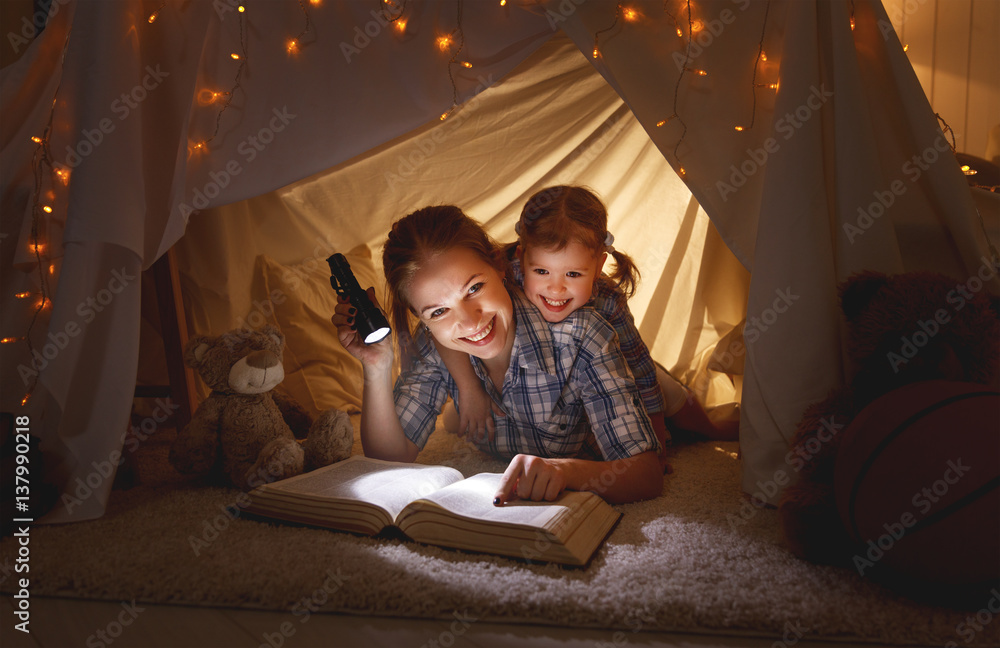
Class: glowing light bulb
903,44,909,52
394,18,407,33
501,0,506,5
678,167,686,177
230,53,241,60
592,46,599,59
21,393,30,406
656,120,666,127
691,20,704,32
622,7,640,22
850,16,855,30
14,292,31,299
695,69,707,76
436,35,452,51
42,205,52,213
460,61,472,68
760,51,767,62
961,165,977,176
29,242,45,254
769,82,779,90
31,136,42,144
310,0,321,5
55,168,71,184
676,27,683,37
286,38,299,53
734,126,744,132
1,337,20,344
238,5,245,12
148,10,159,23
49,264,55,274
440,111,449,121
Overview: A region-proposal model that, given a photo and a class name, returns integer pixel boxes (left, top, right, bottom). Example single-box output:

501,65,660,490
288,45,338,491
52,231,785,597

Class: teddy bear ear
184,336,213,368
839,271,889,322
260,324,285,348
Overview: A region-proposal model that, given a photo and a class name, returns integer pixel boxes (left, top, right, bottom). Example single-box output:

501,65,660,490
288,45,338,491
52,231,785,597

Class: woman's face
405,246,514,361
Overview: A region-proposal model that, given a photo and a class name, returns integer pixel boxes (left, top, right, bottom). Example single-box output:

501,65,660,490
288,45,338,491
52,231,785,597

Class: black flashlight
327,253,391,345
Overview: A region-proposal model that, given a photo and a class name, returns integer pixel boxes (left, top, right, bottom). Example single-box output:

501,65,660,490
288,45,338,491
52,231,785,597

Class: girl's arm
333,293,418,462
435,343,498,442
493,451,662,505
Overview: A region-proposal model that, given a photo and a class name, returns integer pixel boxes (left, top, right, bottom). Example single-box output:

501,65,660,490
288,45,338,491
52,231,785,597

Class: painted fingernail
493,497,502,506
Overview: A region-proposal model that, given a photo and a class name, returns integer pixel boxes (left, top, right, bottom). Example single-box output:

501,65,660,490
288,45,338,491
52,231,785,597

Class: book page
402,473,584,529
256,456,465,522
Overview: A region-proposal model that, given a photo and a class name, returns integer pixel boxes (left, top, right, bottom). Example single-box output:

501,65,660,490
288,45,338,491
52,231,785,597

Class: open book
244,455,621,566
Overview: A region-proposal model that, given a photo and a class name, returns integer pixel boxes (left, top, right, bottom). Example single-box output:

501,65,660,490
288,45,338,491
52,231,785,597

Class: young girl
332,205,662,505
439,186,737,461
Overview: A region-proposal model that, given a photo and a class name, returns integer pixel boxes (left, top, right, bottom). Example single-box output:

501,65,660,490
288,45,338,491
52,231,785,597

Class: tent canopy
1,0,995,522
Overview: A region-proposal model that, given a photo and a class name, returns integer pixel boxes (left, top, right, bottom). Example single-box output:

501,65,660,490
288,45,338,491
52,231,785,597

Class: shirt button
559,424,567,430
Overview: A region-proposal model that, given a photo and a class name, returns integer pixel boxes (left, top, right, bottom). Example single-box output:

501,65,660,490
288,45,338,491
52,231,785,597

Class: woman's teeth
465,318,494,342
542,296,569,307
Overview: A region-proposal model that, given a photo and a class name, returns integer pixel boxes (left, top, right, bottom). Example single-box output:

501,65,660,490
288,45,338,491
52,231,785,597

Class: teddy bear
777,268,999,567
169,324,353,490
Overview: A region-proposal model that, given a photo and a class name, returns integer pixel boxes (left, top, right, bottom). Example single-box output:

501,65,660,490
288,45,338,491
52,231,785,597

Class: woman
332,205,662,504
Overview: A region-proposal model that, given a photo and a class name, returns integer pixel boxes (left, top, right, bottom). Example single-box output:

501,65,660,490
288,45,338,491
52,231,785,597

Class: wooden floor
2,595,900,648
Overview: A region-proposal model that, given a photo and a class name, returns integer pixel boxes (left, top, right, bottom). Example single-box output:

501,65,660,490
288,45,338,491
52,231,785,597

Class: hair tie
605,232,615,254
514,221,523,236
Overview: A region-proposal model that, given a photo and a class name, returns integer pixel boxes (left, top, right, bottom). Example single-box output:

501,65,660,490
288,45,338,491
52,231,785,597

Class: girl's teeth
466,318,494,342
543,297,569,307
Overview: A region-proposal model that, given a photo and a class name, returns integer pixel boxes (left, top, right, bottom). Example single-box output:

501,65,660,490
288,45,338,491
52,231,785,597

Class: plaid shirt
393,288,658,461
510,256,666,415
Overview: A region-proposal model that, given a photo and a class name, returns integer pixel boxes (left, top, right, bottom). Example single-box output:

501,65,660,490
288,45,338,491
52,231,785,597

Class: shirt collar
508,287,558,376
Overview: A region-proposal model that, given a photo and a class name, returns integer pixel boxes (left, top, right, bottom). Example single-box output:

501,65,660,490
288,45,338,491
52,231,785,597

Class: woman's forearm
359,365,419,463
561,451,663,504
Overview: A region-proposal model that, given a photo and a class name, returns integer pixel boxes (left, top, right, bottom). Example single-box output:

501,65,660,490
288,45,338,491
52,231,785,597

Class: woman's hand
493,454,568,505
332,289,393,375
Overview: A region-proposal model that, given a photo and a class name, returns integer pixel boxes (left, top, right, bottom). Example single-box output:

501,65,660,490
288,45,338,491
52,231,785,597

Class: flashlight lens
365,327,391,344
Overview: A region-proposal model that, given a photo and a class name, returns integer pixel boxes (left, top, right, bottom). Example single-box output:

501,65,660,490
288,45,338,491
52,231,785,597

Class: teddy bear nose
245,349,280,369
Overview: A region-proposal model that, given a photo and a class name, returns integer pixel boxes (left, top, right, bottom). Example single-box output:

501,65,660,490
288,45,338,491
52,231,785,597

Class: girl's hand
457,385,501,444
493,454,567,505
332,289,393,374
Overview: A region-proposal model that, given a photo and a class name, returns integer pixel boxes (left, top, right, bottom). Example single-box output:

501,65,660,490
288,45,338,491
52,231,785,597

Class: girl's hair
511,185,640,298
382,205,504,370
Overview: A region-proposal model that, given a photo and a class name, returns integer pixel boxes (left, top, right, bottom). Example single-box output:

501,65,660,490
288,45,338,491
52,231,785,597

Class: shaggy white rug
2,421,996,647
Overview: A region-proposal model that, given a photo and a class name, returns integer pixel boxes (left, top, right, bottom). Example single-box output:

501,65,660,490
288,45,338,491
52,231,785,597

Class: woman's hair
511,185,640,298
382,205,504,370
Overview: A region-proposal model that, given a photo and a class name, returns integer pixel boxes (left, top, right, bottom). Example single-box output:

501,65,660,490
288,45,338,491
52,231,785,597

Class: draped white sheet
1,0,994,522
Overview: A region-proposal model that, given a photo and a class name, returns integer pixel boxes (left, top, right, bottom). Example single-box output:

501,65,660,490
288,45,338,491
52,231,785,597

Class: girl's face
406,246,514,361
519,240,606,323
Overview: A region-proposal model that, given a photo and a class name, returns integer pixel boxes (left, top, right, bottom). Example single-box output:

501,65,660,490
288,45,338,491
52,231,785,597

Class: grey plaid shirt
511,255,667,415
393,288,658,461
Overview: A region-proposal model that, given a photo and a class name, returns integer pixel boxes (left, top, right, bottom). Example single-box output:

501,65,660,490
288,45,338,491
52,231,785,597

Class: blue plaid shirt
393,288,658,461
510,256,666,415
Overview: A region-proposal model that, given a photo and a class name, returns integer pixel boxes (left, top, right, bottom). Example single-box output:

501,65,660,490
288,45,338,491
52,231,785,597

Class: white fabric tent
1,0,996,523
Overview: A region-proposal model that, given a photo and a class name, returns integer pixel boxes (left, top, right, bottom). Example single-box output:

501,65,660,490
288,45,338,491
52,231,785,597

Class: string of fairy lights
592,0,776,176
6,0,997,410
